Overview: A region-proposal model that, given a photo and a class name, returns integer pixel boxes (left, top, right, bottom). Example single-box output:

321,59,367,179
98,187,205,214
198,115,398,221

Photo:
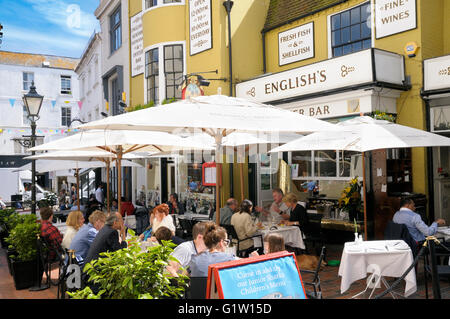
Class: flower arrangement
371,110,396,123
338,177,362,213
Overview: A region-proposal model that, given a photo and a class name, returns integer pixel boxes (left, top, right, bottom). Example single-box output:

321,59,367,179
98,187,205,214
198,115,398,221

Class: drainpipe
223,0,234,96
421,91,435,222
262,30,267,74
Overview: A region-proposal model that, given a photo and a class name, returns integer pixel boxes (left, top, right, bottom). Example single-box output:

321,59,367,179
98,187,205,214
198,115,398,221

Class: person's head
203,223,229,252
97,184,103,189
400,198,415,211
192,221,213,243
154,204,170,221
239,199,253,215
282,192,298,209
105,211,123,230
169,193,178,203
112,199,118,207
40,206,53,221
89,210,107,230
66,210,84,230
263,233,285,254
272,188,284,203
226,198,238,212
154,226,173,244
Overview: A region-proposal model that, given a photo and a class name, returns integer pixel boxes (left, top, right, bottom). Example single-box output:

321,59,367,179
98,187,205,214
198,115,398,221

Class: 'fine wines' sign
375,0,417,39
189,0,212,55
278,22,314,66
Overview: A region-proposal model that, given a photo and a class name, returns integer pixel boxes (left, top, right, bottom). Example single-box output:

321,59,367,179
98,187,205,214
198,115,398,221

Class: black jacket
84,225,127,265
289,204,309,234
384,220,418,257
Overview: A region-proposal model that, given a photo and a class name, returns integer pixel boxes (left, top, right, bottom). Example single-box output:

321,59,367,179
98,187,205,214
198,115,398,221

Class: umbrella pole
117,146,123,215
106,160,110,213
76,168,80,210
239,162,244,202
362,152,368,240
214,138,222,225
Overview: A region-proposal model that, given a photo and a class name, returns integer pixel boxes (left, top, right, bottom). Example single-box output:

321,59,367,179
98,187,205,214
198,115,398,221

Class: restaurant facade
126,0,450,239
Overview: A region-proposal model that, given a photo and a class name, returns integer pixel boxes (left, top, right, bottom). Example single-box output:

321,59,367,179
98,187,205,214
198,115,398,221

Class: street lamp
22,81,43,214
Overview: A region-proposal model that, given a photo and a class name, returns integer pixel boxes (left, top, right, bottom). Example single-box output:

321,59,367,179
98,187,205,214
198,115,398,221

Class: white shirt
269,201,290,223
171,241,198,268
61,226,78,250
95,187,104,203
152,215,176,234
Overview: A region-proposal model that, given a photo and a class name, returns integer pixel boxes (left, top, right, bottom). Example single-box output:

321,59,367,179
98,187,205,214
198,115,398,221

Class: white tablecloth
338,240,417,297
253,225,305,249
436,226,450,241
176,213,210,220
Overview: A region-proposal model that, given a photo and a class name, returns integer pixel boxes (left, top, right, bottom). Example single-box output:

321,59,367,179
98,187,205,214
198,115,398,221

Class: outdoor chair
423,239,450,299
303,213,325,256
57,248,83,299
384,221,418,258
40,236,65,287
178,218,195,240
299,246,326,299
221,224,263,257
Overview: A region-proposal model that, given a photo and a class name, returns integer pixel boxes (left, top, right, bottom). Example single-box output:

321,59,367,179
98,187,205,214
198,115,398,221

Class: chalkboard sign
206,251,307,299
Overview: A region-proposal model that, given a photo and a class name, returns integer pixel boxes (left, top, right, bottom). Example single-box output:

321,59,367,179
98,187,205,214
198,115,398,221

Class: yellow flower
344,197,350,204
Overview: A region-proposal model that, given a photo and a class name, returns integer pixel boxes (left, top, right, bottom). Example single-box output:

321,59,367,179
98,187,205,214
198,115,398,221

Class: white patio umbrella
76,94,339,224
270,116,450,239
23,150,143,212
29,130,213,213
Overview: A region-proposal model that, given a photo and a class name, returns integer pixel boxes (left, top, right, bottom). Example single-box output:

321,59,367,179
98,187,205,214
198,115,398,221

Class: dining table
253,224,305,250
436,226,450,242
338,239,417,298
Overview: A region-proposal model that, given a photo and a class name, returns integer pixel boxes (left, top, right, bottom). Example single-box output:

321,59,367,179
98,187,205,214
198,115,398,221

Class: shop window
145,48,159,104
145,0,182,9
331,2,371,57
432,106,450,132
339,151,362,177
164,44,183,100
291,151,312,178
314,150,337,177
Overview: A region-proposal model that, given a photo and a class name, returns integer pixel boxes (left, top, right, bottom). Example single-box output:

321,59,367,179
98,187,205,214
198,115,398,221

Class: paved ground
0,244,448,299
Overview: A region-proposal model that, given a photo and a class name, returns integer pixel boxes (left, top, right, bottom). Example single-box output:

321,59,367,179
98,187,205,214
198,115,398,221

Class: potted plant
5,214,42,289
338,177,363,222
68,231,188,299
0,208,15,248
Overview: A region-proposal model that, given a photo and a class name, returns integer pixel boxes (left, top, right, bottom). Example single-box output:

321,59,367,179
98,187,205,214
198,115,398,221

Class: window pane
352,41,362,52
331,14,340,31
361,3,371,22
340,151,362,177
173,45,183,59
165,46,173,59
351,7,360,25
341,27,350,43
151,62,159,75
314,150,337,177
166,86,175,99
363,39,371,49
332,30,341,46
341,11,350,27
174,59,183,72
165,60,173,72
351,24,361,41
362,22,371,38
292,151,312,177
166,72,174,85
343,44,352,55
333,47,343,57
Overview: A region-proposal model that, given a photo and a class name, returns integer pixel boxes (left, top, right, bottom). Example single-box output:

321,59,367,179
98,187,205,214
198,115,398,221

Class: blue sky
0,0,100,58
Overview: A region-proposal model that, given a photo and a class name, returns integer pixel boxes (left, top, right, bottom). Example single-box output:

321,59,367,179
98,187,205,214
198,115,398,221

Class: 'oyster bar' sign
236,49,405,103
278,22,314,66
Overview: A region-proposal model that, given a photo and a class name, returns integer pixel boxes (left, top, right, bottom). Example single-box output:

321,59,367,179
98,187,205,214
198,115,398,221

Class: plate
393,245,410,250
346,247,363,252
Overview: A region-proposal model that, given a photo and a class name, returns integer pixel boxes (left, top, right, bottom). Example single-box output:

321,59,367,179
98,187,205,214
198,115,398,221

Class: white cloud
24,0,99,38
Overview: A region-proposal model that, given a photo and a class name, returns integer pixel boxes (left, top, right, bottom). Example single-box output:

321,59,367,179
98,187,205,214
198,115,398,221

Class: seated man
255,188,290,224
212,198,238,226
39,206,63,262
393,198,445,243
69,210,106,267
168,193,185,215
120,197,135,217
84,212,127,265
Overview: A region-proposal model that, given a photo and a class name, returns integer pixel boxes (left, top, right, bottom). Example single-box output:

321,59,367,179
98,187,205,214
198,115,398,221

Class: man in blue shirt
69,210,106,267
393,198,445,242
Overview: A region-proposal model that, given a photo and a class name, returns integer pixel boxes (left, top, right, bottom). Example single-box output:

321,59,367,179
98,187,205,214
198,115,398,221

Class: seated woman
250,233,286,257
189,223,236,277
61,210,85,250
150,204,176,235
282,192,309,234
230,199,262,257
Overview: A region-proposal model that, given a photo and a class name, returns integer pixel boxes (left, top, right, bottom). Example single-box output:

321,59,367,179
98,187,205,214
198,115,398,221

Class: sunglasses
223,239,231,246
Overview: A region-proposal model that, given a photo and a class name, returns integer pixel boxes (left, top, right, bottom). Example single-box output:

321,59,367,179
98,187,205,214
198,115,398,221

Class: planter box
6,248,16,276
10,259,43,290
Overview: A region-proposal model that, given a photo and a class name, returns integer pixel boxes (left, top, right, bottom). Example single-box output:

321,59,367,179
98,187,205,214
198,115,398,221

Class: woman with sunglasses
189,223,237,277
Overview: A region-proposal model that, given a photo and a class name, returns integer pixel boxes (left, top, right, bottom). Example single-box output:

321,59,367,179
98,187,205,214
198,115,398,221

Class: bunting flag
64,101,70,104
9,99,15,108
78,101,83,110
106,101,109,111
0,128,80,135
51,100,56,109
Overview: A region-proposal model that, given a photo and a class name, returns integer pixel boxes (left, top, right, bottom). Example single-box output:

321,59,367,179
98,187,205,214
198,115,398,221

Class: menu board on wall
424,54,450,92
130,12,144,77
278,22,314,66
375,0,417,39
189,0,212,55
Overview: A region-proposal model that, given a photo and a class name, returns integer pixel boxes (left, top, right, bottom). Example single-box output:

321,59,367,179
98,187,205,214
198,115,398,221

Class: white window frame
142,0,185,13
61,106,71,126
143,40,186,105
327,0,374,59
61,75,72,95
22,72,34,91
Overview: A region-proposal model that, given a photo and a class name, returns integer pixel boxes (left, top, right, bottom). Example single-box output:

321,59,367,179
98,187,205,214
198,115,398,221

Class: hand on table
436,218,446,226
249,250,259,257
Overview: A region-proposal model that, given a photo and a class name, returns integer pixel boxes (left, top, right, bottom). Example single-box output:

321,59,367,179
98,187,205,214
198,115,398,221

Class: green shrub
5,214,40,262
68,230,188,299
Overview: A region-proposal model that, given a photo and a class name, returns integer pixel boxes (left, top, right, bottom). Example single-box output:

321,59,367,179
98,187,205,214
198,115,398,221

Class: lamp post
22,81,43,214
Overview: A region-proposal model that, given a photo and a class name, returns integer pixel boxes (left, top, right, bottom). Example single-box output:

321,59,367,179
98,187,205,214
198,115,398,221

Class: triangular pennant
9,99,15,108
78,101,83,110
51,100,56,108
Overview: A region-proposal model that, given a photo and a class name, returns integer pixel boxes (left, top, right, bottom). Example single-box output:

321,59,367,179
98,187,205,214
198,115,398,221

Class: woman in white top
62,210,85,250
150,204,176,236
